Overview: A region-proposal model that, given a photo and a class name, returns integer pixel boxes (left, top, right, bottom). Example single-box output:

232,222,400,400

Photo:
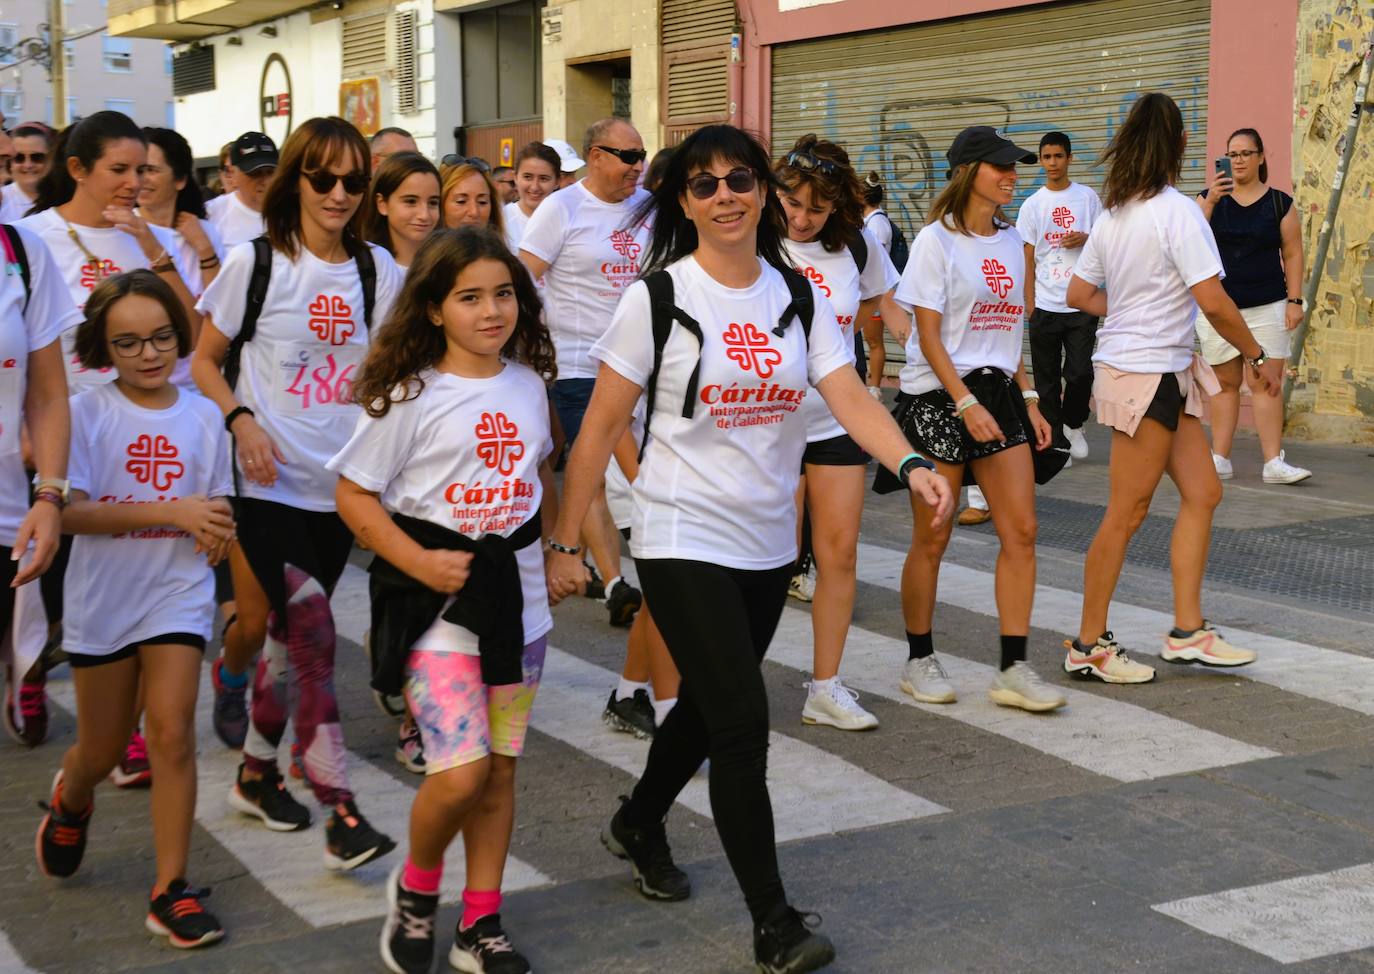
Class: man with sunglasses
210,132,278,248
0,123,52,222
519,118,650,632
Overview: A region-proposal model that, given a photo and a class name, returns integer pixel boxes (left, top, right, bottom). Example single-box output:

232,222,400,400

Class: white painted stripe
1152,862,1374,963
767,610,1277,781
855,542,1374,718
0,930,39,974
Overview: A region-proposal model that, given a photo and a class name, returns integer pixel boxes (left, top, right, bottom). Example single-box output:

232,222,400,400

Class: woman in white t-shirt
503,141,560,254
775,135,902,732
36,271,233,949
1066,92,1283,674
0,122,53,221
861,171,896,395
544,124,950,974
362,151,440,270
890,125,1061,713
331,227,557,973
192,117,402,870
442,161,506,241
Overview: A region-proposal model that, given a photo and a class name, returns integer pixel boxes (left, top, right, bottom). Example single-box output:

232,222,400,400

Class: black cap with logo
946,126,1037,178
230,132,279,174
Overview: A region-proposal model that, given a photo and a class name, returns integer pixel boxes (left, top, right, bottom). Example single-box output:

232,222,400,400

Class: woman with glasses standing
1195,128,1309,484
441,160,506,239
1,122,53,221
192,116,403,870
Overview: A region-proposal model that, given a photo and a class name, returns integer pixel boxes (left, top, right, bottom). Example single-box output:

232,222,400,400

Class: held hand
175,211,211,254
173,494,236,552
1059,230,1088,249
1249,357,1285,397
961,403,1005,444
103,206,153,246
1285,302,1303,332
415,548,473,595
908,468,954,529
1027,402,1054,451
1212,174,1235,198
10,502,62,587
545,549,589,605
232,414,286,486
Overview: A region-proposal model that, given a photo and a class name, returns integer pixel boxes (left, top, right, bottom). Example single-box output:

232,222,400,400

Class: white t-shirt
894,221,1028,395
519,181,652,379
209,192,266,248
64,383,232,656
0,183,35,223
605,401,645,531
1015,181,1103,314
782,229,898,441
0,228,82,547
196,240,403,511
140,215,226,388
16,209,181,395
205,193,231,223
1074,186,1224,374
328,363,553,655
864,209,893,254
591,256,851,570
503,201,531,254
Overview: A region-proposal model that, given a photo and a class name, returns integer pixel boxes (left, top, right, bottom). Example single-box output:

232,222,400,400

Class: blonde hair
927,162,1009,236
440,163,505,239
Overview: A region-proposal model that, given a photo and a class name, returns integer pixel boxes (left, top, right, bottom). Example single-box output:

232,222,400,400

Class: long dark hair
1228,127,1267,183
634,124,789,276
75,269,193,369
31,111,145,214
142,126,207,220
1100,92,1185,210
352,227,554,417
774,134,865,253
363,151,441,254
262,116,371,259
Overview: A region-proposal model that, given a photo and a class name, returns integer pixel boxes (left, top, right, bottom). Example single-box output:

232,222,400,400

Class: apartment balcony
107,0,319,40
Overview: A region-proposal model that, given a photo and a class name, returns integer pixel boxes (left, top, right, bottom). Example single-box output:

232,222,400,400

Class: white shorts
1196,299,1292,365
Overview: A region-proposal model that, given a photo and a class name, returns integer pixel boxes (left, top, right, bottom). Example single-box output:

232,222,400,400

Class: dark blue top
1199,187,1293,309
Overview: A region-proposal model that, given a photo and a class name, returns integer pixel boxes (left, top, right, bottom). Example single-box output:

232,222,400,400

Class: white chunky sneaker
1063,633,1156,684
801,678,878,731
899,655,956,704
1161,623,1257,667
1262,451,1312,485
787,569,816,603
1064,426,1089,460
988,661,1066,713
1212,453,1233,481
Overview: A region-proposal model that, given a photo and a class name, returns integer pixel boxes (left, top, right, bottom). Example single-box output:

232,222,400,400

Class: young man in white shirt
1016,132,1103,461
210,132,277,248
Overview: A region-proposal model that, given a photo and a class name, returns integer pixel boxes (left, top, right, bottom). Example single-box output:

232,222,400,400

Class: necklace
62,217,113,283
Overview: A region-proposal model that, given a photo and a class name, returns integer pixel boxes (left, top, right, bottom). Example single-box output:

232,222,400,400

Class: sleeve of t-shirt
1073,228,1105,288
1085,187,1104,230
589,279,653,386
19,227,81,351
518,192,570,265
1015,195,1040,246
1169,200,1225,287
195,241,257,341
327,392,422,494
66,395,93,496
805,285,854,386
370,245,404,325
858,227,899,300
868,213,892,252
205,221,226,261
893,226,948,314
206,410,233,499
1275,190,1294,221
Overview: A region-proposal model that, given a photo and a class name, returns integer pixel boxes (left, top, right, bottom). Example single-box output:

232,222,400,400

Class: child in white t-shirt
35,270,233,950
331,227,558,974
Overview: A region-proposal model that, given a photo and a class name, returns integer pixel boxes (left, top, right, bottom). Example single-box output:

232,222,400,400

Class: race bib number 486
269,342,365,414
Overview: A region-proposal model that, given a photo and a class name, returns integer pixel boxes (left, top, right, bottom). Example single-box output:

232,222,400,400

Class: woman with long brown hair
1066,92,1282,675
192,116,403,870
364,151,441,270
441,161,506,239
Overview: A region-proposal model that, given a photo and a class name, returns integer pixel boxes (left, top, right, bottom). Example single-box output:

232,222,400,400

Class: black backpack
886,216,910,273
221,235,377,391
1,224,31,312
638,264,815,461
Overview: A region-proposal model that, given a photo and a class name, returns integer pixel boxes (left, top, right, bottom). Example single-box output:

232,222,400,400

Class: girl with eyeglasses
0,122,53,221
364,151,442,270
34,270,233,949
774,135,904,732
544,124,951,974
442,161,506,239
192,116,403,870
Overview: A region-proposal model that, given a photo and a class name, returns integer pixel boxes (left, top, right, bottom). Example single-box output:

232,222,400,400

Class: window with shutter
393,10,418,115
342,12,387,79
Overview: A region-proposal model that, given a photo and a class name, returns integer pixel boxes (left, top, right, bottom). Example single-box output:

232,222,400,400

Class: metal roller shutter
662,0,736,143
771,0,1211,377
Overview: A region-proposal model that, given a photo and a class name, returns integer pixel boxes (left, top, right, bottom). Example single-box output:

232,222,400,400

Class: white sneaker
1162,622,1257,667
802,677,878,731
988,661,1066,713
1262,451,1312,485
787,570,815,603
1064,426,1089,460
898,655,956,704
1212,453,1233,481
1063,633,1156,684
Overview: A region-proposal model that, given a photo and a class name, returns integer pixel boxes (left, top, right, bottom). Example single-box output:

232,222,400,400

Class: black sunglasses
595,145,647,166
14,152,46,165
440,154,491,173
303,170,369,195
783,150,846,177
686,167,758,200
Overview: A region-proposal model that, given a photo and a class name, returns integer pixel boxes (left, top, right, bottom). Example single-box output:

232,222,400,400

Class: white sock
652,697,677,727
604,575,623,601
967,486,988,511
808,676,836,695
616,678,649,702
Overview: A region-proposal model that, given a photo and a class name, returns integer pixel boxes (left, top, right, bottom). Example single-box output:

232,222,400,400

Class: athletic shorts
801,432,866,471
403,635,547,774
67,633,206,668
1196,299,1292,365
895,367,1028,465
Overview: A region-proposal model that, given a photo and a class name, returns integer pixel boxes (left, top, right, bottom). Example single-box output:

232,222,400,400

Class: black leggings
622,558,793,924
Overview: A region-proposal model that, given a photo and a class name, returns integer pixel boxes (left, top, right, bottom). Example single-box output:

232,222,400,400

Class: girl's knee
998,516,1037,553
144,712,196,765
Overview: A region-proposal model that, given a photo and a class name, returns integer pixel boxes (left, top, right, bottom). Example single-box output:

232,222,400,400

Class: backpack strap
222,235,273,392
639,270,705,462
845,233,868,275
774,266,814,342
347,236,377,328
1,224,30,314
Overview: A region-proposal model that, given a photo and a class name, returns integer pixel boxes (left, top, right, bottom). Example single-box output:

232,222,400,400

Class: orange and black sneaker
146,879,225,949
35,770,92,878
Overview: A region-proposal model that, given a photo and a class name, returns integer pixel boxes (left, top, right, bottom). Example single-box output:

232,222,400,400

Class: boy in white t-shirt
1015,132,1103,461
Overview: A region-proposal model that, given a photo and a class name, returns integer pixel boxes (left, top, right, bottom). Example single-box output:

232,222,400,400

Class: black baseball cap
946,126,1037,178
230,132,279,173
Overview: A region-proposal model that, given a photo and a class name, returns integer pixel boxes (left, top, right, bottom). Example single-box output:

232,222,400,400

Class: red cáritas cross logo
125,434,184,490
307,294,356,346
981,259,1014,299
609,229,641,262
1051,206,1075,230
80,260,121,290
801,266,831,298
722,322,783,379
474,412,525,476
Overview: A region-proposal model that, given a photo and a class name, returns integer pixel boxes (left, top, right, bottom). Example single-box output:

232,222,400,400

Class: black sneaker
754,905,836,974
324,799,396,871
602,689,655,739
606,579,642,628
583,562,606,600
227,764,312,831
380,866,437,974
600,796,690,901
35,771,92,879
211,657,249,749
145,879,225,949
449,914,530,974
39,628,68,674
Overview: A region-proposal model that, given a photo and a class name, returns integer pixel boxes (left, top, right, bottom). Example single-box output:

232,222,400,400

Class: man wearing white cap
544,138,586,188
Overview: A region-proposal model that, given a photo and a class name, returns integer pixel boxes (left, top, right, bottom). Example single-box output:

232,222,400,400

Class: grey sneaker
801,677,878,731
988,661,1066,713
899,655,956,704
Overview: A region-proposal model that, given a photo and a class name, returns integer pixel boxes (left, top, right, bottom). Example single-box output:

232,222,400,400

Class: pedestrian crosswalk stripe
0,930,38,974
1152,861,1374,963
855,542,1374,718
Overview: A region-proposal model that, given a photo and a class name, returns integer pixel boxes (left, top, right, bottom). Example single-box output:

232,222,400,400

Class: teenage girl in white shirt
503,141,561,255
363,151,441,271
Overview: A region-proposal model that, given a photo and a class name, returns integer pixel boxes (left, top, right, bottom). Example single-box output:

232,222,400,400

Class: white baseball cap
544,138,586,173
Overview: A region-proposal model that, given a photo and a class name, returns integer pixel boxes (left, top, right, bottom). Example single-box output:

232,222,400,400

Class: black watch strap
224,405,255,432
898,454,936,482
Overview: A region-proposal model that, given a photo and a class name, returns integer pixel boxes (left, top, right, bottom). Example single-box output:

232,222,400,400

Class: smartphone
1215,156,1233,180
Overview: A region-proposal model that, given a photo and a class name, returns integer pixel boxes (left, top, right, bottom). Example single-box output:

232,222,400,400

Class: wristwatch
898,453,936,482
1287,297,1304,307
32,475,70,503
1246,350,1270,369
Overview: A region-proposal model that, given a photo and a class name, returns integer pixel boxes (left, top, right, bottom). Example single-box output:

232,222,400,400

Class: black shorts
896,367,1029,465
68,633,206,668
232,497,353,617
801,433,867,471
1143,372,1184,432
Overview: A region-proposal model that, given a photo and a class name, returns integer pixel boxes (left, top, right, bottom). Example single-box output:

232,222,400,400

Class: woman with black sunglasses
192,116,404,872
545,124,951,974
0,122,52,221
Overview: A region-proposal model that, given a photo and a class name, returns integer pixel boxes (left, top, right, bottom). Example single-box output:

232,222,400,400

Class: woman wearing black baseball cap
887,125,1063,712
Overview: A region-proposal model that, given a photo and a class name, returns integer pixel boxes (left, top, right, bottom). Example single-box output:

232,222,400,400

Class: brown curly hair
351,227,554,418
773,134,866,253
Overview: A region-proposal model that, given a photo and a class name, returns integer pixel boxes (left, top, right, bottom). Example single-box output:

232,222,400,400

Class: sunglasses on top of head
302,170,369,195
595,145,648,166
685,167,758,200
440,155,491,173
783,150,846,177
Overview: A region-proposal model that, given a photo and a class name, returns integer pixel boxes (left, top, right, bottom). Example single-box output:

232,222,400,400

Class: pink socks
461,888,502,929
401,858,443,895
